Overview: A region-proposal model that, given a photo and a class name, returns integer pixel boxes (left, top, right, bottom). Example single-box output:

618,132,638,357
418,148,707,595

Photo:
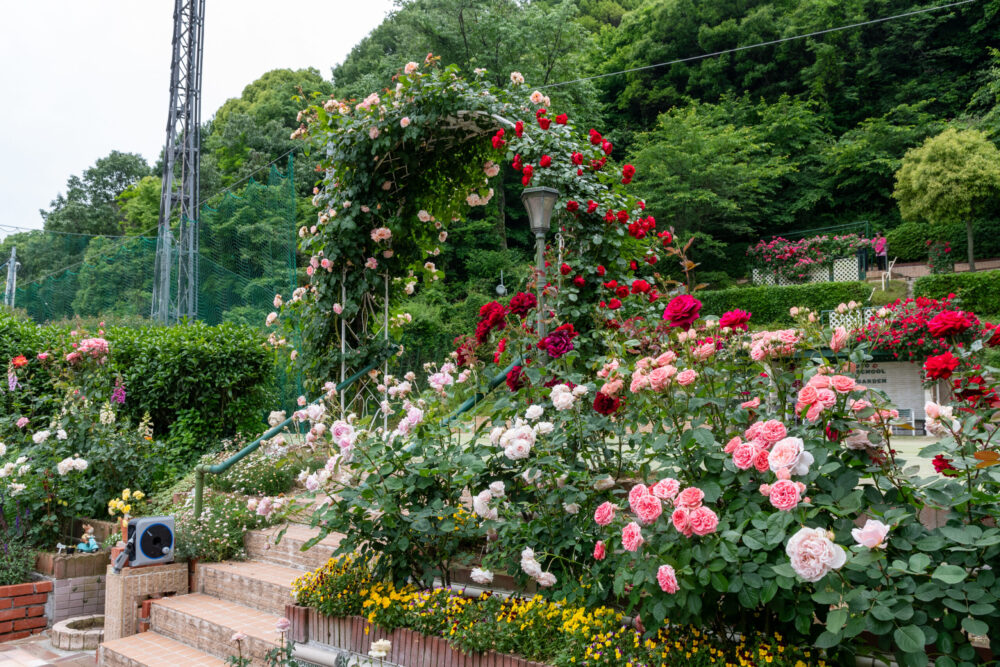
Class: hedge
698,281,874,326
913,269,1000,316
0,312,273,453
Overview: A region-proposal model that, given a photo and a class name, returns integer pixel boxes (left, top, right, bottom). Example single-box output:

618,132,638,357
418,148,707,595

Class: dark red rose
932,454,957,474
512,154,522,171
659,230,673,246
924,351,960,380
555,113,568,125
593,392,621,415
493,337,506,364
986,323,1000,347
540,155,552,168
491,129,505,149
538,117,551,130
577,168,583,176
631,279,651,294
508,291,537,318
601,140,613,155
572,275,585,287
537,323,578,359
475,301,508,343
454,335,478,366
587,200,598,214
571,152,583,165
521,165,534,186
615,285,629,299
604,211,614,223
603,280,618,289
536,108,547,118
515,121,524,138
559,263,572,276
589,129,602,145
608,298,622,310
506,365,527,392
719,309,752,331
928,311,974,338
662,294,702,330
645,255,658,265
597,265,606,276
629,260,638,271
616,210,628,224
566,200,579,213
825,424,841,442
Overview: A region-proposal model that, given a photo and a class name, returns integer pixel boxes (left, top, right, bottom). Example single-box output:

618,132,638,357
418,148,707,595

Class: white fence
752,256,861,286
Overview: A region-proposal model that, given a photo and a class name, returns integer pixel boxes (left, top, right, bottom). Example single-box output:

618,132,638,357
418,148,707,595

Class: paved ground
890,435,938,477
0,631,94,666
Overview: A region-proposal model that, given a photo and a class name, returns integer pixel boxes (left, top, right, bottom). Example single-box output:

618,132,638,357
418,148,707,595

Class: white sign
856,361,930,422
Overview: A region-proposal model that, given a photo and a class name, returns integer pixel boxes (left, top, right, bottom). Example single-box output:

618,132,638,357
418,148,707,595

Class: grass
870,280,908,306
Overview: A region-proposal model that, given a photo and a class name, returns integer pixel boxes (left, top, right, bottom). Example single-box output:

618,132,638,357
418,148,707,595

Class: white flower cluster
472,481,505,521
520,547,556,587
490,416,550,461
550,383,588,411
56,455,88,476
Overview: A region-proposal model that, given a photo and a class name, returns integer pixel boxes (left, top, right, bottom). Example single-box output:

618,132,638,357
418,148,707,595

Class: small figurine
77,523,99,553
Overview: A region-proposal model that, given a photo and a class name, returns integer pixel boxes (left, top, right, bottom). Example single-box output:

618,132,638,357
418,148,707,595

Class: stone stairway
97,525,343,667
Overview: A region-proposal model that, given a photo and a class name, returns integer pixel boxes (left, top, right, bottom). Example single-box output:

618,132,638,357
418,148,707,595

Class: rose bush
747,234,871,283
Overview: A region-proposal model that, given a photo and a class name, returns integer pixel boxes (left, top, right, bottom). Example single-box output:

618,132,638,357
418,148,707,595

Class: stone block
103,562,188,642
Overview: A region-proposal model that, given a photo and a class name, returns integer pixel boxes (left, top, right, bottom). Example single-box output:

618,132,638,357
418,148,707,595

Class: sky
0,0,395,236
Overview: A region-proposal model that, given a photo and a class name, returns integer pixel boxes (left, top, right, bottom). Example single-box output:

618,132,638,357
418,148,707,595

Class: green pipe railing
192,352,392,519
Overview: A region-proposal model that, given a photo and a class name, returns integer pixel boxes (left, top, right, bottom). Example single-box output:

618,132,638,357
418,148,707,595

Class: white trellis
337,268,391,430
752,256,861,286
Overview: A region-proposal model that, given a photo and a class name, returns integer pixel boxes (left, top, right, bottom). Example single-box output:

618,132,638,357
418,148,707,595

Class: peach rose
621,521,644,552
740,397,761,409
732,442,758,470
594,501,616,526
675,487,704,509
676,369,698,386
760,419,787,446
654,350,676,367
808,374,831,389
768,479,802,511
688,506,719,536
797,385,818,406
830,375,856,393
816,388,836,408
648,365,676,391
724,436,741,454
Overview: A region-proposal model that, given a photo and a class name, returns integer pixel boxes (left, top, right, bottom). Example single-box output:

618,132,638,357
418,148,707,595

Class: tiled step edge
98,631,227,666
197,561,296,615
244,525,341,571
150,597,280,663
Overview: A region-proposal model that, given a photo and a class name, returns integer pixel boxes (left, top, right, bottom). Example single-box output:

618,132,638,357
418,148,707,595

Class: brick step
197,560,300,615
149,593,283,663
99,630,227,666
244,523,343,571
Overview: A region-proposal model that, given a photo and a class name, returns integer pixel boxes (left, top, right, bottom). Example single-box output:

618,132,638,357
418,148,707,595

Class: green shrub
913,269,1000,316
698,281,874,326
205,448,296,497
0,538,35,587
886,220,1000,262
173,491,272,562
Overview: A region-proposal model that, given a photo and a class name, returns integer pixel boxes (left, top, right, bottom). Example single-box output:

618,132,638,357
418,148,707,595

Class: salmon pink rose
688,506,719,536
768,479,803,511
830,326,847,352
651,477,680,501
740,397,761,409
632,494,663,525
593,541,606,560
654,350,677,366
656,564,679,593
732,442,758,470
816,388,836,408
676,369,698,386
786,527,846,582
675,487,704,509
648,365,676,391
594,501,616,526
754,448,771,472
831,375,856,393
621,521,644,552
628,484,649,511
671,508,692,537
760,419,787,445
724,436,741,454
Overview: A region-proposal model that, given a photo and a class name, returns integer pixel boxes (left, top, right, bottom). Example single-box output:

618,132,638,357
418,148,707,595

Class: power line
539,0,980,89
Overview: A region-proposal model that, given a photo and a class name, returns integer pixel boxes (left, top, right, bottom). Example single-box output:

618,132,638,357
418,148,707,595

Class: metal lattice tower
153,0,205,323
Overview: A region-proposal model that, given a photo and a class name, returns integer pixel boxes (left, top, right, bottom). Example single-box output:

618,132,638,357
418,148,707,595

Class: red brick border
0,582,50,642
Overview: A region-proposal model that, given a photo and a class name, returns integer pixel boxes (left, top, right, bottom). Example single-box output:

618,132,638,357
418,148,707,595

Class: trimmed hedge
698,281,874,326
913,269,1000,316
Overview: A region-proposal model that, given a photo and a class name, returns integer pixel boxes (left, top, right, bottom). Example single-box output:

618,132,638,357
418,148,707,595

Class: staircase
97,525,342,667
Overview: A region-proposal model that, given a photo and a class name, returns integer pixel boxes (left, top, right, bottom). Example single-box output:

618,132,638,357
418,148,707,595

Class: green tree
117,175,162,235
893,127,1000,271
40,151,151,236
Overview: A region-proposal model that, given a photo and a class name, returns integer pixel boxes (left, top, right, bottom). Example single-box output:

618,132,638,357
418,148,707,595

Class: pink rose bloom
830,375,856,393
651,477,680,500
16,417,29,428
656,564,679,593
636,357,654,371
675,487,704,510
850,399,872,413
732,442,758,470
594,501,616,526
768,479,802,511
744,421,764,443
760,419,787,446
621,521,644,552
593,541,606,560
629,370,650,393
65,351,81,364
321,258,332,270
786,526,846,582
805,403,823,422
816,388,836,408
306,266,315,276
654,351,677,367
599,377,624,396
365,257,378,270
852,519,890,549
37,352,50,361
925,401,942,419
676,369,698,386
333,303,344,315
830,326,848,352
671,508,693,537
797,385,818,405
648,365,675,391
688,506,719,536
632,494,663,525
740,397,760,409
808,374,831,390
628,484,649,511
754,448,771,472
662,294,702,330
724,436,741,454
692,342,715,361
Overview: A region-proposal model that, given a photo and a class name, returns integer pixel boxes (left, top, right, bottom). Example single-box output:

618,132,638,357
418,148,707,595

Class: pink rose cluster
667,485,719,538
724,419,788,472
628,350,684,393
70,337,110,364
795,373,846,422
749,329,800,361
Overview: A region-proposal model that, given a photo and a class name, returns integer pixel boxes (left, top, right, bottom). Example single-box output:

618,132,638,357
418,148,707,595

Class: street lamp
521,186,559,338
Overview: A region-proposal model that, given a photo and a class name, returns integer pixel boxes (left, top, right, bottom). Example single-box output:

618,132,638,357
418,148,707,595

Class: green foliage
173,492,272,562
205,448,297,497
913,269,1000,317
698,281,874,325
0,538,35,587
72,236,155,318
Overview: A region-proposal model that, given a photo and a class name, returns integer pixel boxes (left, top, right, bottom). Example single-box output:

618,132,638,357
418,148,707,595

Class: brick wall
45,574,106,623
0,581,52,642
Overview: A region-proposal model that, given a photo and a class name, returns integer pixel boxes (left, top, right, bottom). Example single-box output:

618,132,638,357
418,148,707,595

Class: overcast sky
0,0,394,236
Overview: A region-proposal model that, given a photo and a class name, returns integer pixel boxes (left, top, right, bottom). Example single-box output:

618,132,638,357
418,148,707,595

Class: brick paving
99,632,224,666
0,632,95,666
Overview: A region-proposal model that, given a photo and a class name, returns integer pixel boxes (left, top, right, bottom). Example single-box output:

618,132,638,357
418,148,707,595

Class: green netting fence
0,156,301,410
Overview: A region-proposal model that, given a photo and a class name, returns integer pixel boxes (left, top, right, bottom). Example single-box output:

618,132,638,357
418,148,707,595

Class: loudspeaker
126,516,175,567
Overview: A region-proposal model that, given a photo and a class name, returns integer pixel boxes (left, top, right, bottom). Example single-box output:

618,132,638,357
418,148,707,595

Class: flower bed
747,234,871,284
291,556,819,666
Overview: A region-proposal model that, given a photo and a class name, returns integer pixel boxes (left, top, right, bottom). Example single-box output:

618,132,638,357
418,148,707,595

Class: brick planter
0,580,52,642
291,605,552,667
35,549,110,623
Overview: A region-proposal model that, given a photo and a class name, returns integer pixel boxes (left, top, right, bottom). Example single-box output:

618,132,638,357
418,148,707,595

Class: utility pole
2,247,19,308
153,0,205,323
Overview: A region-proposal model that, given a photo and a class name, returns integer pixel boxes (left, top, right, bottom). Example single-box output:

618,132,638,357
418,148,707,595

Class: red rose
638,201,645,210
493,337,506,364
540,155,552,168
616,285,629,299
602,140,613,155
597,265,606,276
559,263,572,276
924,351,960,380
604,211,614,223
571,152,583,165
555,113,568,125
629,260,638,271
11,355,28,368
538,117,551,130
607,298,622,310
927,311,974,338
514,121,523,137
659,230,673,244
589,129,602,145
662,294,702,330
932,454,957,474
985,323,1000,347
566,200,579,212
645,255,658,265
603,280,618,289
616,210,628,223
508,291,537,318
475,301,509,343
577,168,583,175
512,154,522,171
631,279,650,294
591,157,606,171
521,164,534,186
587,200,598,214
719,309,751,331
536,108,547,118
622,164,635,179
593,392,621,415
573,275,585,287
506,365,527,392
491,129,505,148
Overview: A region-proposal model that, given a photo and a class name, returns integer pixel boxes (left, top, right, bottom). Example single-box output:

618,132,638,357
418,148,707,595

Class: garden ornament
77,523,99,552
